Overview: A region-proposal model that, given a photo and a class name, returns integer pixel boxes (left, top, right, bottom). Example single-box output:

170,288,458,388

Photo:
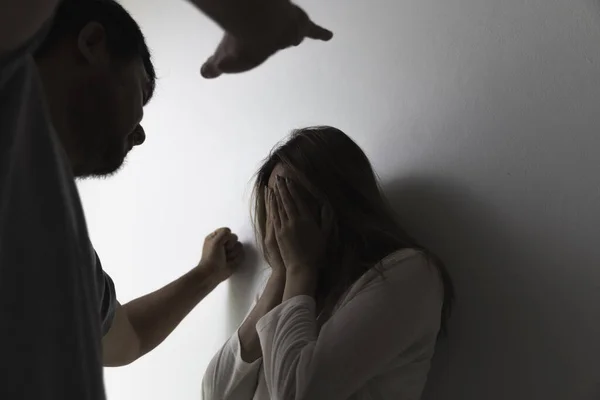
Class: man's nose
133,125,146,146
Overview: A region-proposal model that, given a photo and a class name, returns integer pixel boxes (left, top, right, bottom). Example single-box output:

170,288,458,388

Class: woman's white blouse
202,249,444,400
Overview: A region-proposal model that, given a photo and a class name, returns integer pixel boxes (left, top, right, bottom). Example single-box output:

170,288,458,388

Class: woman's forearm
238,271,286,362
282,268,318,302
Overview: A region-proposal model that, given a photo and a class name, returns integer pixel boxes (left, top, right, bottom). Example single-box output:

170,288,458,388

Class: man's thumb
200,56,222,79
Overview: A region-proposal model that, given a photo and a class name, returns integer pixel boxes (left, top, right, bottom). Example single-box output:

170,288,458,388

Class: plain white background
77,0,600,399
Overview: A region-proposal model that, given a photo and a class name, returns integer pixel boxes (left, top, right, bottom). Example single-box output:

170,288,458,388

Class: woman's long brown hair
252,126,454,335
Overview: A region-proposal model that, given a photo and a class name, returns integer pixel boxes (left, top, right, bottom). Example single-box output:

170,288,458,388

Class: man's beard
75,137,128,179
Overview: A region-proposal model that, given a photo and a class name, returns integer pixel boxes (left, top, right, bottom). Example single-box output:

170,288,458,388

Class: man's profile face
66,22,153,178
82,58,150,177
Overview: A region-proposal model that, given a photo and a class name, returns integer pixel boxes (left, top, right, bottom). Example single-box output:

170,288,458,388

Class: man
0,0,332,398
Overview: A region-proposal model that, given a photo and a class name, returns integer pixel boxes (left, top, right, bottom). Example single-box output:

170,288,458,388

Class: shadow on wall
215,176,598,399
225,243,268,335
383,177,596,400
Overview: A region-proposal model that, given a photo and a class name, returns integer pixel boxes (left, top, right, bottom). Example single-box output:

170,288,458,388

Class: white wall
78,0,600,399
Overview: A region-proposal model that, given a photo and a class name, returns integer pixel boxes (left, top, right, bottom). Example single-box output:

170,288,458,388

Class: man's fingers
201,15,331,79
226,241,244,257
230,241,243,252
225,234,239,250
217,54,259,74
200,56,222,79
227,243,245,265
212,227,232,243
202,54,264,78
305,22,333,41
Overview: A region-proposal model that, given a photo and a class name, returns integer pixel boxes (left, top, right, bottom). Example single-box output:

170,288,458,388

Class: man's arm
0,0,249,54
102,266,222,366
0,0,59,55
103,228,244,367
102,302,140,366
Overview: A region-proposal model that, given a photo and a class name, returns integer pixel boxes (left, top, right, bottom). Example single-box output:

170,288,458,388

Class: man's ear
77,21,109,66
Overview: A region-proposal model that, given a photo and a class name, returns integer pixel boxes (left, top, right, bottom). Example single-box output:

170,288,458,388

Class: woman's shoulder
378,248,442,287
379,248,425,267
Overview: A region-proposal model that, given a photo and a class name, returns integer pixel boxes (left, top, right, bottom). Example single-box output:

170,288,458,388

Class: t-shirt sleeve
93,252,117,336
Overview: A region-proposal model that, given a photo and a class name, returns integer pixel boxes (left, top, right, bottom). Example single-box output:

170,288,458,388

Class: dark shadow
225,242,267,335
383,176,583,400
217,175,598,399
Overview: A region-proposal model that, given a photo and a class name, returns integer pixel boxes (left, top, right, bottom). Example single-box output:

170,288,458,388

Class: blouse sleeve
255,252,443,400
202,275,270,400
201,330,263,400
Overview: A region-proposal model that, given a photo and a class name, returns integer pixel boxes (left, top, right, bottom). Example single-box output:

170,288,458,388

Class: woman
202,126,454,400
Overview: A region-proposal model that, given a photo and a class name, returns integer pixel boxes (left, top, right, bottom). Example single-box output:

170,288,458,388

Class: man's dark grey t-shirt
0,26,116,399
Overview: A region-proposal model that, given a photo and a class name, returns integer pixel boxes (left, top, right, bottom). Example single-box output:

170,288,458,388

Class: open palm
201,3,333,78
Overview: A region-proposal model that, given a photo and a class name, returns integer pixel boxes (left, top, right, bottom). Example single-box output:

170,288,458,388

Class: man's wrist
190,0,291,40
193,262,226,287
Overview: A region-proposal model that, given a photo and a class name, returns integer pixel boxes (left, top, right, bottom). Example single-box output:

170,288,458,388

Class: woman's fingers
276,176,296,217
265,188,276,238
274,186,287,221
264,187,271,223
284,178,309,215
271,187,283,229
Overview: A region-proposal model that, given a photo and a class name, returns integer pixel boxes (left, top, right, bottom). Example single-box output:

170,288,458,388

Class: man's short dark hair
36,0,156,102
